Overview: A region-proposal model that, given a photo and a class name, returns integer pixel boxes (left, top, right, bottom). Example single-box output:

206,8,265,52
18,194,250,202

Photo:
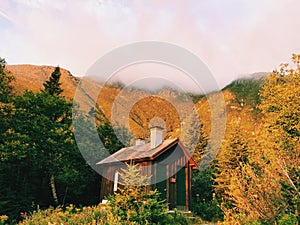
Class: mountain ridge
6,64,266,141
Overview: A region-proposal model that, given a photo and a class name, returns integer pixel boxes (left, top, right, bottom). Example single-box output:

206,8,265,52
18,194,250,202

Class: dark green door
169,176,176,209
156,164,167,201
176,167,186,209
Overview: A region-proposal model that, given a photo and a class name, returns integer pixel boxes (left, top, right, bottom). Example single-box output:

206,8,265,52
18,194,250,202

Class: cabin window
113,171,119,192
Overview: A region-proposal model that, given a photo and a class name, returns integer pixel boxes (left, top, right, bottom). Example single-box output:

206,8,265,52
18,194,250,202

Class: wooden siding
98,141,197,211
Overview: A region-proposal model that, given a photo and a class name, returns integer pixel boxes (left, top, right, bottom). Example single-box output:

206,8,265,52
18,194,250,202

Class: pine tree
107,163,172,224
43,66,63,96
97,120,132,154
181,112,207,164
0,57,14,103
214,119,250,206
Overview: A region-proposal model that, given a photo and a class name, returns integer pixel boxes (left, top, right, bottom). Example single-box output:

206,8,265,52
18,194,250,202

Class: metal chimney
150,126,163,149
135,138,145,146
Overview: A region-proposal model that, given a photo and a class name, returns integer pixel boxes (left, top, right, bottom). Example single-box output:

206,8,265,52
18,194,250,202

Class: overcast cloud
0,0,299,91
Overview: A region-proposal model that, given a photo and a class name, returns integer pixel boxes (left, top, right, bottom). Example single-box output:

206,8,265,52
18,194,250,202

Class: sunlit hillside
7,64,264,142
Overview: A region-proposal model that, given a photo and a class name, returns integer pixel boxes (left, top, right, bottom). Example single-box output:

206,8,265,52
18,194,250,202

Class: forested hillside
1,55,299,224
6,64,263,141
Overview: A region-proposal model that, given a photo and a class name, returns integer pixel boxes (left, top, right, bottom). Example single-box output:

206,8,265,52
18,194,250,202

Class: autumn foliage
1,54,300,224
215,54,300,224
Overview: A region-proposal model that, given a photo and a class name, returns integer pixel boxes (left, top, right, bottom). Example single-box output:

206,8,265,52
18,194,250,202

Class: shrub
192,168,223,222
0,215,8,225
19,164,190,225
19,204,124,225
278,213,297,225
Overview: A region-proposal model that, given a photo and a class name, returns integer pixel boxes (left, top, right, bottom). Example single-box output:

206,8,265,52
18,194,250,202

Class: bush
171,210,189,225
19,204,121,225
192,168,223,222
19,164,190,225
192,200,222,222
278,213,297,225
18,204,189,225
0,215,8,225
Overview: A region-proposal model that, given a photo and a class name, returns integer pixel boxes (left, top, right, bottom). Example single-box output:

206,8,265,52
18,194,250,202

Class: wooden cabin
96,127,198,211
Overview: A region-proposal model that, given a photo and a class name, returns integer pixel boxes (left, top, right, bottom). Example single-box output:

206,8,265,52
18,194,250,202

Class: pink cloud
0,0,299,90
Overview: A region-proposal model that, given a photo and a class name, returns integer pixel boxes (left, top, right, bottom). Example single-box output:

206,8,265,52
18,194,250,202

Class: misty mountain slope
6,64,266,142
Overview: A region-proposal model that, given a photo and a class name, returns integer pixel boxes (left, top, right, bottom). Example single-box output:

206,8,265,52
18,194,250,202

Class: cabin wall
152,144,190,211
99,144,194,211
99,163,125,200
100,161,152,200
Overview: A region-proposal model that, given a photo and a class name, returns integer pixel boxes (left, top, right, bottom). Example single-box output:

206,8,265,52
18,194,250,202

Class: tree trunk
62,186,68,206
296,207,299,225
50,174,58,205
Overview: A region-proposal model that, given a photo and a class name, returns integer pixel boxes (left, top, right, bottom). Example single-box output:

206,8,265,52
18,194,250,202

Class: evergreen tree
43,66,63,96
107,163,179,225
192,167,223,222
214,120,250,207
0,58,14,137
97,120,132,154
0,57,14,103
0,76,101,222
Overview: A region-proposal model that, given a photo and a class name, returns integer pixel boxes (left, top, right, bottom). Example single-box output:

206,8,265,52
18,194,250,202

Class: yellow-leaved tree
257,54,300,223
214,119,256,224
215,54,300,224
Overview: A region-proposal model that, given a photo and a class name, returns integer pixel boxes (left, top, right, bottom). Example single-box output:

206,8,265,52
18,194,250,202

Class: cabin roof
96,138,198,169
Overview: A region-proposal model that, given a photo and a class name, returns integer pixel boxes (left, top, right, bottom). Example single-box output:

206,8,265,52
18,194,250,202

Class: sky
0,0,300,92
